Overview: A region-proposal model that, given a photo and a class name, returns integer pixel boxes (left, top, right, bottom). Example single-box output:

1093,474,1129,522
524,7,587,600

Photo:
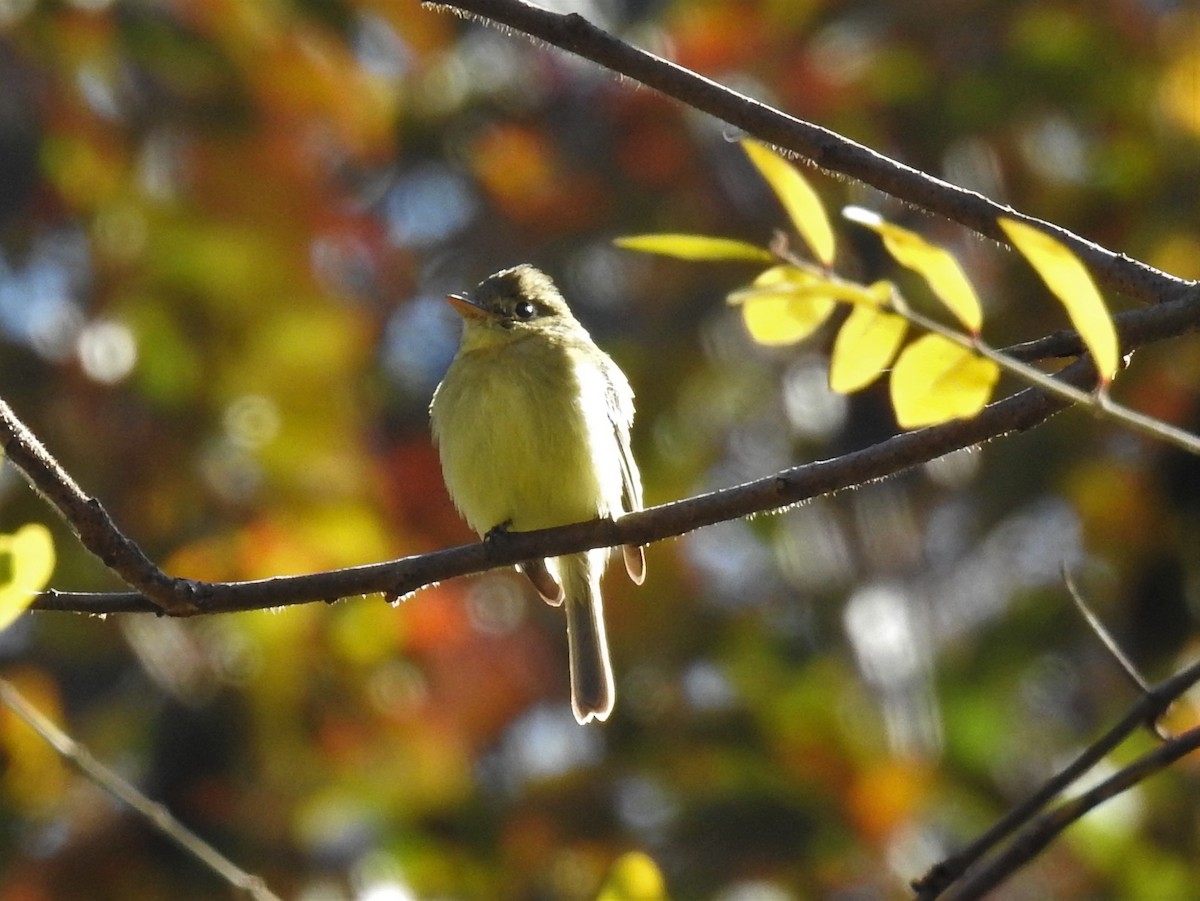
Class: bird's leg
483,520,514,545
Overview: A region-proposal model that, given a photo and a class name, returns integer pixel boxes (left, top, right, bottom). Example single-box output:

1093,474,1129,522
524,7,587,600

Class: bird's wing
604,359,646,585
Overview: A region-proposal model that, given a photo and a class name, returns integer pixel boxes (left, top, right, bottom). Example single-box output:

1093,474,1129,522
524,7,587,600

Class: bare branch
0,400,198,615
943,724,1200,900
427,0,1196,307
14,281,1200,618
913,655,1200,898
26,358,1073,617
0,679,281,901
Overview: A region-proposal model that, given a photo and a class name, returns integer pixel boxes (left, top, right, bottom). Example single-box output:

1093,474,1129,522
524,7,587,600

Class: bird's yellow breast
430,331,624,537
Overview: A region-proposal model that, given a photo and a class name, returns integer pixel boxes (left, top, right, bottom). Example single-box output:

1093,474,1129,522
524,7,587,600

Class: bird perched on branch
430,264,645,724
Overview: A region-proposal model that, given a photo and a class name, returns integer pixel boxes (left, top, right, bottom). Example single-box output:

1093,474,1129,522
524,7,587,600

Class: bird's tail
559,550,615,724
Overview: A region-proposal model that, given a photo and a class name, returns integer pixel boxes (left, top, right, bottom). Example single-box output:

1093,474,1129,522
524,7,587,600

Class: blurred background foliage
0,0,1199,898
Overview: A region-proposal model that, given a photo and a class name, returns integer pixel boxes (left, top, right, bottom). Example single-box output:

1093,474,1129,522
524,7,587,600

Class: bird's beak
446,292,493,320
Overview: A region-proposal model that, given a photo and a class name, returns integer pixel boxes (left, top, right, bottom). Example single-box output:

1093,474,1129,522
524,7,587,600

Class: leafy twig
899,297,1200,456
428,0,1196,308
0,678,281,901
767,242,1200,457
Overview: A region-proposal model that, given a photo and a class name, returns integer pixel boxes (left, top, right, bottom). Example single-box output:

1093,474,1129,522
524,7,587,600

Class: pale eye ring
514,301,537,321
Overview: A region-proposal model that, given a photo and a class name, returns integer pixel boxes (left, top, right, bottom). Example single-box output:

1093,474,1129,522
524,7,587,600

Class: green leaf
843,207,983,333
891,334,999,428
999,217,1119,383
728,266,837,346
741,140,836,267
829,304,908,393
614,234,773,262
0,524,56,632
596,851,669,901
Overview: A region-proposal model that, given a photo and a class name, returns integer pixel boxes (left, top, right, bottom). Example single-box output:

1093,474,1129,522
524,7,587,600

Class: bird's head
446,265,583,342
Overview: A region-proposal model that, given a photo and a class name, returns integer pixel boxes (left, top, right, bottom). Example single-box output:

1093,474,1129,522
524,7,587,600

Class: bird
429,264,645,724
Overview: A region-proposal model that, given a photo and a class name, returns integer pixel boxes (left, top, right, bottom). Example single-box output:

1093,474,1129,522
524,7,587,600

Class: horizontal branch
32,367,1074,617
26,286,1200,617
431,0,1197,308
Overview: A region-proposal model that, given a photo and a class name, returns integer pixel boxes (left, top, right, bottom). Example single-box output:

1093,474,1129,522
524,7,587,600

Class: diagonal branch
427,0,1196,308
944,722,1200,900
913,655,1200,898
0,679,282,901
0,400,198,614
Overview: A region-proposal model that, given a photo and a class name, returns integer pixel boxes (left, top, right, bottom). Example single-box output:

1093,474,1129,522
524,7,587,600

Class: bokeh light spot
223,394,282,450
77,319,137,384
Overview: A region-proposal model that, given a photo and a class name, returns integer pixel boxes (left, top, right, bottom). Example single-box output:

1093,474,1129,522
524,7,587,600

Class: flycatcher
430,264,645,724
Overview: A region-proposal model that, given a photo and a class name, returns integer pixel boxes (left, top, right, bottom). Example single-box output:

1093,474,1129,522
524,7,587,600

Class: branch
913,646,1200,898
0,679,281,901
0,400,198,615
20,284,1200,617
428,0,1197,308
26,372,1067,615
943,723,1200,900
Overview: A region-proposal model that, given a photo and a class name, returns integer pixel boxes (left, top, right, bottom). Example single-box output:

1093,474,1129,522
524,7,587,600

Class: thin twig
1063,567,1154,697
0,678,281,901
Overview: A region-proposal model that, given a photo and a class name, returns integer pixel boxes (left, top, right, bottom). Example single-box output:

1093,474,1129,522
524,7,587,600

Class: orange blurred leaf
0,669,69,813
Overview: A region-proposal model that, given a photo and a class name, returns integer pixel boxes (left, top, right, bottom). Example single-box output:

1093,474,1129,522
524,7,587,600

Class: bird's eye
513,300,537,321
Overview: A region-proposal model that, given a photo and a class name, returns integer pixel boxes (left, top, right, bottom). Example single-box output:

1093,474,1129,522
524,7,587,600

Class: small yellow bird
430,264,645,724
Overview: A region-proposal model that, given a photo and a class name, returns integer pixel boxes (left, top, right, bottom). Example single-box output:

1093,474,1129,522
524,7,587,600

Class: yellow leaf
0,524,56,632
741,141,836,267
614,234,773,263
830,304,908,393
728,266,837,346
999,217,1119,382
891,334,999,428
843,207,983,333
597,851,669,901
